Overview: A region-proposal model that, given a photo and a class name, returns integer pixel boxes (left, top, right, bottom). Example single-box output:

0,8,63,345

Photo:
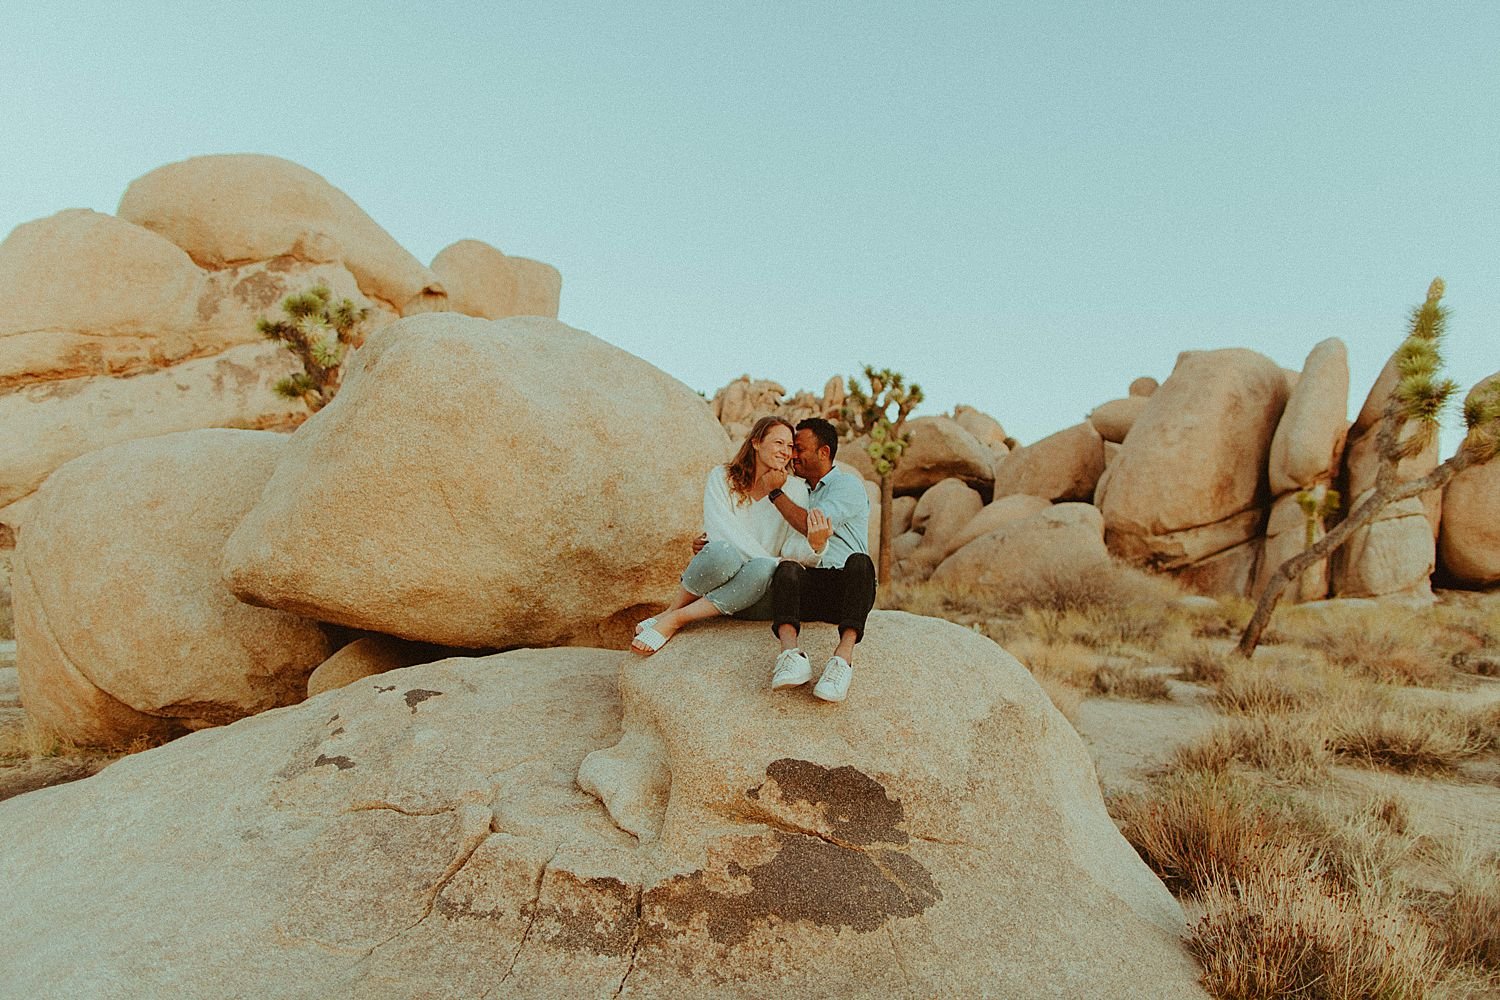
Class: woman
631,415,827,654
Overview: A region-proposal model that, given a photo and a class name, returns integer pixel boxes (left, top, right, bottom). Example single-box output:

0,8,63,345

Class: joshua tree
1238,278,1500,657
257,285,370,413
839,366,923,585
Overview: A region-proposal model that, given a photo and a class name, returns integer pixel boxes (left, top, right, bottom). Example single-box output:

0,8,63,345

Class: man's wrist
768,488,784,502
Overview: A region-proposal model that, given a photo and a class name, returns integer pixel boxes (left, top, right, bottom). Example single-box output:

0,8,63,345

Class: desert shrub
1005,638,1099,691
1172,715,1331,783
1188,842,1445,1000
1166,637,1228,683
1182,596,1256,640
1462,701,1500,752
1211,651,1343,716
1090,664,1172,701
1325,696,1488,774
0,599,12,641
1110,771,1284,895
1420,846,1500,973
1278,606,1452,687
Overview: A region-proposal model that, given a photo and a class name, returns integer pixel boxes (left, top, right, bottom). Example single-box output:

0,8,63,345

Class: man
761,417,876,702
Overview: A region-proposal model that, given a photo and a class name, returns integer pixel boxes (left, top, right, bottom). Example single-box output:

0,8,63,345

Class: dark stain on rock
749,759,908,847
314,754,356,771
644,832,939,947
329,727,345,737
232,269,285,310
404,689,442,713
266,255,298,273
532,872,639,956
328,715,340,725
374,685,395,693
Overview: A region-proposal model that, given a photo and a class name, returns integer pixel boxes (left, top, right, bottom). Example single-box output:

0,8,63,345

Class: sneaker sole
813,686,847,702
771,671,812,689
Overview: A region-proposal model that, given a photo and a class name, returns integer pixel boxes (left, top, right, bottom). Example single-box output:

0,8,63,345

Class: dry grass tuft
1172,715,1332,782
1324,696,1488,774
1277,606,1453,687
1110,771,1280,895
1420,845,1500,974
1167,637,1229,683
1090,664,1172,701
1181,596,1256,640
0,717,87,761
1033,673,1083,725
1188,842,1445,1000
0,601,12,641
1005,637,1099,690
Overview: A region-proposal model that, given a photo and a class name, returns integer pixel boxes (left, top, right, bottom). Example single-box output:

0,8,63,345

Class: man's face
791,429,828,478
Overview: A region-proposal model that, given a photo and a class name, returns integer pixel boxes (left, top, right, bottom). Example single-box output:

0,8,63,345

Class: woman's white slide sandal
634,616,658,635
631,626,668,654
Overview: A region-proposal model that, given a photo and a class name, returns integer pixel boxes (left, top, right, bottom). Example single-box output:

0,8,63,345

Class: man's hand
808,509,832,552
757,466,789,494
692,532,708,554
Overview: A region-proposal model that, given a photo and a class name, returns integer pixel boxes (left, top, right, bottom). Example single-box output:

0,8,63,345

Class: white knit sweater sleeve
775,477,823,566
702,467,775,560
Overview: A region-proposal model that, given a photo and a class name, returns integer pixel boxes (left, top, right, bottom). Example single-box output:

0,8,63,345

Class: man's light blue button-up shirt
807,465,870,570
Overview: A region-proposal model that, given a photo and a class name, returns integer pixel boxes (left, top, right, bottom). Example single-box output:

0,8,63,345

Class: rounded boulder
222,314,731,649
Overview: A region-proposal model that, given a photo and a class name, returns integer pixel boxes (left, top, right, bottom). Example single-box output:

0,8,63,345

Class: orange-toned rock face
1268,338,1349,494
430,238,562,320
0,617,1208,998
14,430,331,746
223,313,731,649
892,416,995,495
1098,348,1289,568
118,153,446,315
1438,372,1500,586
994,420,1106,501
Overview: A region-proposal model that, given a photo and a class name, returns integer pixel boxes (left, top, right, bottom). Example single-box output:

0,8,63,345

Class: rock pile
711,339,1498,603
0,154,561,548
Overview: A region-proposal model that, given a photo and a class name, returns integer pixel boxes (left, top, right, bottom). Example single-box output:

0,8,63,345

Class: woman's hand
757,466,789,494
808,509,832,552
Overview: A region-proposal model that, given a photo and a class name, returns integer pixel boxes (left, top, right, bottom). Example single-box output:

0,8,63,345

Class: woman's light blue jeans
682,540,779,615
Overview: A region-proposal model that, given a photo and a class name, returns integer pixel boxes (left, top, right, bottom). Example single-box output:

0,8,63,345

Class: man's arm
769,490,810,535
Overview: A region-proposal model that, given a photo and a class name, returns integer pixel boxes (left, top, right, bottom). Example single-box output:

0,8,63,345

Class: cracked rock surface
0,615,1205,998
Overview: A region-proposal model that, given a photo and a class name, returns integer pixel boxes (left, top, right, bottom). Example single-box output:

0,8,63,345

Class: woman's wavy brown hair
726,415,794,503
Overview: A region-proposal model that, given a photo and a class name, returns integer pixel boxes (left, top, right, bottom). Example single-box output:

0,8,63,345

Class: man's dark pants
768,553,877,643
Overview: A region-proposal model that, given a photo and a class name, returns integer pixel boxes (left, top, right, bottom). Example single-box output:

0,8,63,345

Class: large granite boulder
1438,374,1500,587
0,618,1204,997
899,478,983,578
1332,494,1435,602
1087,397,1148,444
931,503,1112,593
1267,338,1349,494
1253,490,1331,603
118,154,446,315
223,314,730,649
430,239,562,319
941,494,1052,562
891,416,994,496
0,210,203,386
14,430,331,746
1097,349,1289,570
992,421,1105,502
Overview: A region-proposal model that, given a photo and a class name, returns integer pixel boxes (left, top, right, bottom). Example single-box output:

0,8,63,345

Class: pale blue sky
3,2,1496,451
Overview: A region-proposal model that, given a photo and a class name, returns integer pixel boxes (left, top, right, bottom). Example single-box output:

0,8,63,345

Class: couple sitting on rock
631,416,876,703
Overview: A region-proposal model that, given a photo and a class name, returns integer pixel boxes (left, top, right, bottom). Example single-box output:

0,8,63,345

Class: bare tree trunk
1236,458,1470,658
878,474,894,586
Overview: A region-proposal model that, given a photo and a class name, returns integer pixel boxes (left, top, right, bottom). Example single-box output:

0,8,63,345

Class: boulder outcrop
1097,349,1289,573
430,238,562,319
940,494,1052,562
0,618,1204,997
118,154,446,315
223,314,730,649
1087,397,1148,444
993,421,1106,501
1437,373,1500,587
899,478,983,577
1267,338,1349,495
1332,494,1435,602
14,430,331,746
931,503,1112,593
890,416,995,496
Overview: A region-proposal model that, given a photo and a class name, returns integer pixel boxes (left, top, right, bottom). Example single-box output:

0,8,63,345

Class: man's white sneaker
813,656,853,702
771,649,813,689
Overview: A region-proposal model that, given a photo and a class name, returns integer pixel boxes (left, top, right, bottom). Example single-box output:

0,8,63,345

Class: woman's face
755,424,794,471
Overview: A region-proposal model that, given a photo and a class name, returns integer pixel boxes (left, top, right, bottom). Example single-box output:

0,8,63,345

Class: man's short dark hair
797,418,839,461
